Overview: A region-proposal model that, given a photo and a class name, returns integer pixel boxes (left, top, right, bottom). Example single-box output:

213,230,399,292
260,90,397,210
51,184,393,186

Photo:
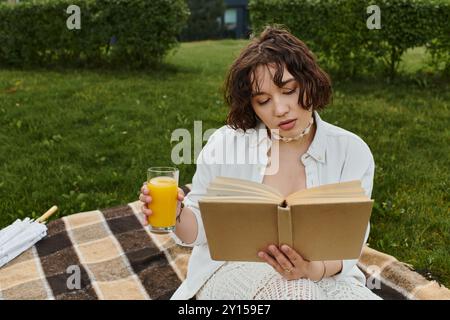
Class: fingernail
146,196,151,202
258,252,264,258
282,245,289,252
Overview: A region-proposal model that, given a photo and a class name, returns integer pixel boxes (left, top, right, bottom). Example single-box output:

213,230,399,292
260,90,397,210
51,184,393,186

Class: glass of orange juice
147,167,179,233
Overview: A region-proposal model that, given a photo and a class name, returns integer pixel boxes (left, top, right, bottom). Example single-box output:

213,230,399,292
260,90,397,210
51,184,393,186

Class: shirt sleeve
333,137,375,280
170,131,221,247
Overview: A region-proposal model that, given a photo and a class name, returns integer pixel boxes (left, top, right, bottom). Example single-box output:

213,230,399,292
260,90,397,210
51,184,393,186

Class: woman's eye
284,89,296,95
257,89,296,105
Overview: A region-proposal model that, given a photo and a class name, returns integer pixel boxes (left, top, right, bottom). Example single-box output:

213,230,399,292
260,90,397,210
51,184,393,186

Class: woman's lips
278,119,297,130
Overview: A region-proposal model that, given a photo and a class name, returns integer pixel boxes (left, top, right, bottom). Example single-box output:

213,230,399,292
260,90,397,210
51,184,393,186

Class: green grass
0,41,449,286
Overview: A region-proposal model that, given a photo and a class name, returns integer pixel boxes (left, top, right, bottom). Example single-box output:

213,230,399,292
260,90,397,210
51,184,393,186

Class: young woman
139,25,381,300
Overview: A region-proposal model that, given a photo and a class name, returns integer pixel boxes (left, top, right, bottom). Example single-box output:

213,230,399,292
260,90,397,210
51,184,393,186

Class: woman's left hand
258,244,324,281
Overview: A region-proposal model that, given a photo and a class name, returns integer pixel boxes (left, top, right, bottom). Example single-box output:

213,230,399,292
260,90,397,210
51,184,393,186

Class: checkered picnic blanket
1,188,448,300
0,201,190,300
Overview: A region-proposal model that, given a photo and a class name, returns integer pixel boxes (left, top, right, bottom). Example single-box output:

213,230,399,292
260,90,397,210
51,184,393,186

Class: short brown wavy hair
224,25,332,132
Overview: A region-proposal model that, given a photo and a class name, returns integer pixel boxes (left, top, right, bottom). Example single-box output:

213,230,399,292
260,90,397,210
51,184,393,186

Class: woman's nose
273,101,290,117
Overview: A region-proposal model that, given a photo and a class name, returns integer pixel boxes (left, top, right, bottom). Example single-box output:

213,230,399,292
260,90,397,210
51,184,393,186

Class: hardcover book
198,177,373,262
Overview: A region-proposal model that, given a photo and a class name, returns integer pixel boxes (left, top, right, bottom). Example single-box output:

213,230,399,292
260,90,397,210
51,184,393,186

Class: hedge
0,0,189,68
249,0,450,77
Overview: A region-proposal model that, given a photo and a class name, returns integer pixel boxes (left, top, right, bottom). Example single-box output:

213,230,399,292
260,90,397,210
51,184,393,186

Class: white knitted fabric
196,262,382,300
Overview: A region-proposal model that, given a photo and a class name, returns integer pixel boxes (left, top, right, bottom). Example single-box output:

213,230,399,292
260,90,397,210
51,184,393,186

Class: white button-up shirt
170,110,375,300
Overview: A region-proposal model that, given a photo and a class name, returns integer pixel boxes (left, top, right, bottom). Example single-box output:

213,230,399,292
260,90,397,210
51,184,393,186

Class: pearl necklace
270,117,314,143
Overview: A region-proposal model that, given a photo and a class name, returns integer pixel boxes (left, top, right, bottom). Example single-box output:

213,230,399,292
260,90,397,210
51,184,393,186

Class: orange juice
147,176,178,229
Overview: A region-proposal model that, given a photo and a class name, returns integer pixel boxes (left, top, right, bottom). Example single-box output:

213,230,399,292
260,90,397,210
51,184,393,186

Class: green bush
425,1,450,75
249,0,450,77
0,0,189,68
372,0,449,77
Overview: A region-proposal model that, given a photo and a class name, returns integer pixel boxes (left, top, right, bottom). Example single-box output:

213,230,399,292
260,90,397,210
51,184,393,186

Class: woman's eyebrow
251,78,296,97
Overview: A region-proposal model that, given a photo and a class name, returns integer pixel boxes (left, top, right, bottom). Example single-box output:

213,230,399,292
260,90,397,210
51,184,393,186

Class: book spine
277,206,293,247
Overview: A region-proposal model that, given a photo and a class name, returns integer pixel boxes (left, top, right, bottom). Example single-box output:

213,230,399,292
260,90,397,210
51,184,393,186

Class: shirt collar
306,111,326,163
251,110,327,164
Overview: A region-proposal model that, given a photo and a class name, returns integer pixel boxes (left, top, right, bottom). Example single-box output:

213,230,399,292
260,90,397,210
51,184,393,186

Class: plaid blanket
1,186,448,300
0,200,191,300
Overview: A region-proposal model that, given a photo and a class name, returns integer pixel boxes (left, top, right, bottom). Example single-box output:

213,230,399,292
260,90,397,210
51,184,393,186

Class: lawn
0,40,448,286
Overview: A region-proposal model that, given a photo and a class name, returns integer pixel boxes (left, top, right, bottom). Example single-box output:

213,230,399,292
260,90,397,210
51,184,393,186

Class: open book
198,177,374,262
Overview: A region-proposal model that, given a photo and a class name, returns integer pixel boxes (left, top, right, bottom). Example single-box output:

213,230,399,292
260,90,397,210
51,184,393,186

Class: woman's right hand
139,182,153,226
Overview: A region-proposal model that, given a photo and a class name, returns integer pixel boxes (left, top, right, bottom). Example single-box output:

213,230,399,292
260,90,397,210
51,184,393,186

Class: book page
208,182,281,199
286,189,367,202
285,181,365,203
290,197,373,205
207,186,275,197
209,176,283,200
200,196,280,204
203,177,368,206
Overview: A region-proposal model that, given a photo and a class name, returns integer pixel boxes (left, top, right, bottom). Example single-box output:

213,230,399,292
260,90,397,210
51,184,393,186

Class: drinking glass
146,167,179,233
